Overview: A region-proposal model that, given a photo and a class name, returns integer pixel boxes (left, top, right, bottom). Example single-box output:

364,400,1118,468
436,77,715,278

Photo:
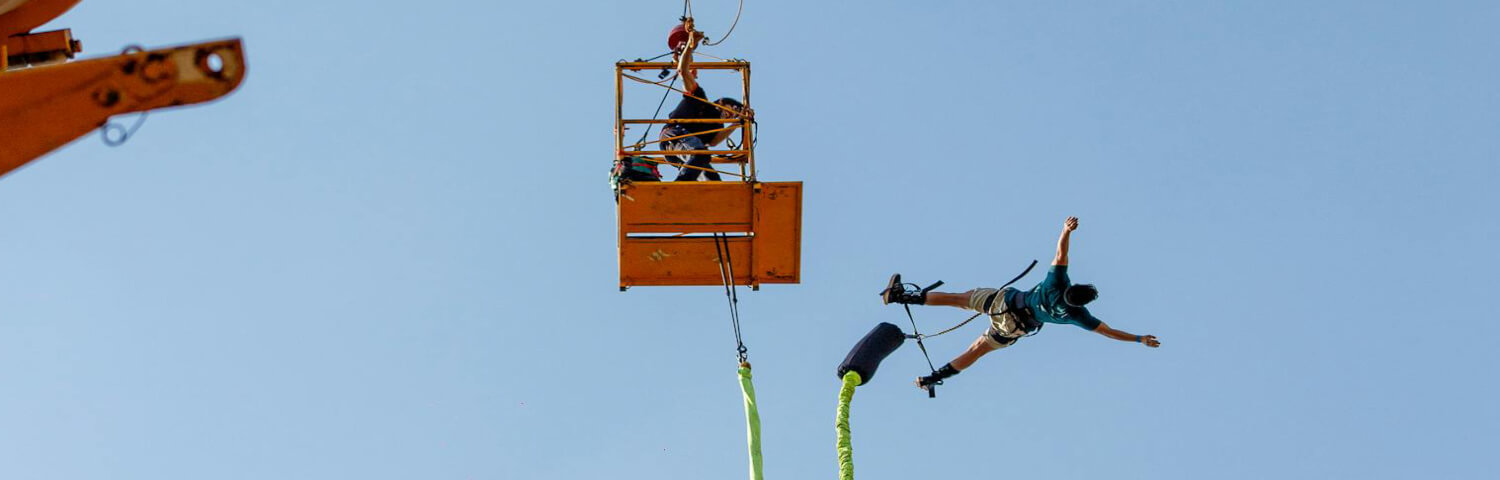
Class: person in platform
660,17,752,182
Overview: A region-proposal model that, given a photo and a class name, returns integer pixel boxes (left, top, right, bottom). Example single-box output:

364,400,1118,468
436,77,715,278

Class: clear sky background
2,1,1497,479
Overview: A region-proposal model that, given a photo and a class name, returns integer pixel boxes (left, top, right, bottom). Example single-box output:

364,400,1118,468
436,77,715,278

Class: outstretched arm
1053,216,1078,265
674,19,702,93
1093,321,1160,348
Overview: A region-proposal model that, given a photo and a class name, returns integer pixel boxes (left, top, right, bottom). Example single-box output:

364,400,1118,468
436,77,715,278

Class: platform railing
615,60,754,181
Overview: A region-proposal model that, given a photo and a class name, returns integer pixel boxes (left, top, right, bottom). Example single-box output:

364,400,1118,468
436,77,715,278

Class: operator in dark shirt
660,18,753,182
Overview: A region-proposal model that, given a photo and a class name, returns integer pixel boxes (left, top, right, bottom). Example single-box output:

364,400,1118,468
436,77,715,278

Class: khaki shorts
967,287,1025,349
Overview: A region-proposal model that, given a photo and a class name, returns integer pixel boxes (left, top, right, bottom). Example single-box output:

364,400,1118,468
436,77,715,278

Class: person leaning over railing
661,17,753,182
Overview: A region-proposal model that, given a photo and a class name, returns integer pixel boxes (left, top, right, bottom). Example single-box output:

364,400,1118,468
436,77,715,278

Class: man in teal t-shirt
880,216,1161,391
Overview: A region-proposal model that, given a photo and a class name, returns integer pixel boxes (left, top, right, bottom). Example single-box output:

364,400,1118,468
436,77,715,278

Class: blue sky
2,1,1497,479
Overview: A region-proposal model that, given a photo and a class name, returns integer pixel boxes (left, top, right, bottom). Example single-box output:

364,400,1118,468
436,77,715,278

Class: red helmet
668,24,690,51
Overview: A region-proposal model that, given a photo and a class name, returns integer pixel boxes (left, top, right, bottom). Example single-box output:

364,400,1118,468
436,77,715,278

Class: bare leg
924,290,975,308
950,336,999,370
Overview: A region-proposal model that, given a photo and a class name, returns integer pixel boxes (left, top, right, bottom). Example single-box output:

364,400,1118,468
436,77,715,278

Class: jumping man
880,216,1161,391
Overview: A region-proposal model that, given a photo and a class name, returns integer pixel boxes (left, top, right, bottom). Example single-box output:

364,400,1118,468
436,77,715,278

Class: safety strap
619,156,661,177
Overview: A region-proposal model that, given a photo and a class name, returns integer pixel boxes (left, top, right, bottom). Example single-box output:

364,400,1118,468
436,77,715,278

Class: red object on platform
668,24,689,51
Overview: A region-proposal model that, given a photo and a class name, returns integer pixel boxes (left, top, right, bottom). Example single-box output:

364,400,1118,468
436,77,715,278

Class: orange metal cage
616,60,754,178
613,59,801,290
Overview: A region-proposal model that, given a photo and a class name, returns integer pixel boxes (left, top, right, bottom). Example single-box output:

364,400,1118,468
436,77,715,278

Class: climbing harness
918,260,1042,341
887,260,1040,397
608,155,663,200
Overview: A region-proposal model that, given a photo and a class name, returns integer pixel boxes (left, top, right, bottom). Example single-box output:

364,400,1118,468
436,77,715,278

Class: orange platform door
617,181,801,289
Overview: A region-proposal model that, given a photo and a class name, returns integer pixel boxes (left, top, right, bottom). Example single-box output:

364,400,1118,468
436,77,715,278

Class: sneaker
880,273,903,304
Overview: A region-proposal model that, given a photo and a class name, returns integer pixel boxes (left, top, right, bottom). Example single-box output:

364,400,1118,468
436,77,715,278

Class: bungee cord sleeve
739,365,764,480
836,370,861,480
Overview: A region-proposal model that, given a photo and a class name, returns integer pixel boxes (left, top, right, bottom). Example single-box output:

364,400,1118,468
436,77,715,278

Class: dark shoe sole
880,273,902,304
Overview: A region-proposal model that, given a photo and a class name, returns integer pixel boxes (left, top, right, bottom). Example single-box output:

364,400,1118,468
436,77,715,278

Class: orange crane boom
0,0,246,178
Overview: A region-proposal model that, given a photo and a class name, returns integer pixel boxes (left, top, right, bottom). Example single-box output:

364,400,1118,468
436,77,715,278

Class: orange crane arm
0,38,246,177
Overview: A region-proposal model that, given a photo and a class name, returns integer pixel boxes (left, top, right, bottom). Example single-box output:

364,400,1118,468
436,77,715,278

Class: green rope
739,365,763,480
836,371,861,480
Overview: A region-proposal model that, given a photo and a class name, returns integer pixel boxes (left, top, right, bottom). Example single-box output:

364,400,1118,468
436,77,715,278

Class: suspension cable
702,0,745,46
714,233,748,363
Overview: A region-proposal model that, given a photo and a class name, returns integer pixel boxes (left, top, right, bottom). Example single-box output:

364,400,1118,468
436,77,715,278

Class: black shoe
881,273,933,305
880,273,903,305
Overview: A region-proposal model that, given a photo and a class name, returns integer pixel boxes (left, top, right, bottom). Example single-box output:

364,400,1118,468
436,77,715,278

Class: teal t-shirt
1004,265,1101,331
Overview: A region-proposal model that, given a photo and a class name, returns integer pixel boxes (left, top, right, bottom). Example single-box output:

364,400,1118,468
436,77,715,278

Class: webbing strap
1002,260,1040,292
900,303,941,398
902,304,938,373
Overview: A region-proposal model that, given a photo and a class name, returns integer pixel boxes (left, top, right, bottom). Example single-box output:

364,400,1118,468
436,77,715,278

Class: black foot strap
918,363,960,398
